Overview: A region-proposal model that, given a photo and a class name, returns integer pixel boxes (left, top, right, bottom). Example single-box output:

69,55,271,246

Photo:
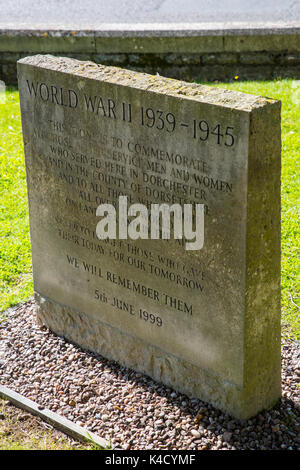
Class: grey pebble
0,299,299,450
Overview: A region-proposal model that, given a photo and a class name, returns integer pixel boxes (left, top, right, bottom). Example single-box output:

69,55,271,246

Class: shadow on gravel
1,300,299,450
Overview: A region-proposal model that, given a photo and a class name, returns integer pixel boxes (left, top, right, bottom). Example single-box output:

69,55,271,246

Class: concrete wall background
1,29,300,84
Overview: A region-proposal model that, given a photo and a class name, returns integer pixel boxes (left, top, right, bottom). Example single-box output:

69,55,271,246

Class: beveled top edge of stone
18,54,278,111
3,23,300,35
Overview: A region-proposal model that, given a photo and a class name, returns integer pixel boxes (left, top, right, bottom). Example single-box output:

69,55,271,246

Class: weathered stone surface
201,53,238,65
278,53,300,65
239,52,276,65
18,55,281,419
224,33,300,52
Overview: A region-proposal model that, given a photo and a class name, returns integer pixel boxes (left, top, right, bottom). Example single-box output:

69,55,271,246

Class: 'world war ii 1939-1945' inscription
18,55,281,419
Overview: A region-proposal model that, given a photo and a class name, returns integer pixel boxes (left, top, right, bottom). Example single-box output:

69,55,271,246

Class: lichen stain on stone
18,54,279,112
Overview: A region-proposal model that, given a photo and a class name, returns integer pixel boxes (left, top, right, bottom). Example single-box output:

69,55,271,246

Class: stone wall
1,28,300,85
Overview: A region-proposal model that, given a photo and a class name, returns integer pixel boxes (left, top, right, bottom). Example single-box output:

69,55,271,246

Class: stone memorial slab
18,55,281,419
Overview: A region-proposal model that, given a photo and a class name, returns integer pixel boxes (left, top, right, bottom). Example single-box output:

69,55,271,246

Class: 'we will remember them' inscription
18,55,281,419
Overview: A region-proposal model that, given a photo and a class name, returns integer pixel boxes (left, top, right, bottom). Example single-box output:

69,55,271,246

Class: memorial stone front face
18,55,281,419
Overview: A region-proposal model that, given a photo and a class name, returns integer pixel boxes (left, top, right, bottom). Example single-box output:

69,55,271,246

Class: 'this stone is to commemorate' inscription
18,55,281,419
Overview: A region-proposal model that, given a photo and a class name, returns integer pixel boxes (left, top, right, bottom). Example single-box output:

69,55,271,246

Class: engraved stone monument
18,55,281,419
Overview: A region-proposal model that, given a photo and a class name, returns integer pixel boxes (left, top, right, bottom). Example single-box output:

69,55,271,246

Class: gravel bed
0,298,299,450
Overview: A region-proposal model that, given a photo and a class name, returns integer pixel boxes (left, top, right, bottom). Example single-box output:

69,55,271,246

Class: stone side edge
35,292,254,419
243,101,282,417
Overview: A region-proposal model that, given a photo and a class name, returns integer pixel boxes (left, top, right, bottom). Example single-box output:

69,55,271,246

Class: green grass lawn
0,80,299,337
0,399,104,450
0,89,33,311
